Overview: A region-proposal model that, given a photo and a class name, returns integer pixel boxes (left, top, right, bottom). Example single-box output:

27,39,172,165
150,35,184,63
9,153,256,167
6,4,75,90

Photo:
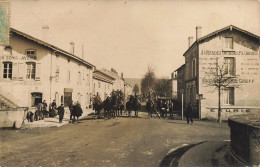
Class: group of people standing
146,98,174,119
26,100,83,124
146,97,194,124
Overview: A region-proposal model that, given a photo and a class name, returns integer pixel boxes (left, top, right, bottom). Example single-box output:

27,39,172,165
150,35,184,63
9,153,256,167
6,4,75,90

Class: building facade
93,69,115,101
0,28,95,110
170,72,177,100
174,64,185,103
183,25,260,120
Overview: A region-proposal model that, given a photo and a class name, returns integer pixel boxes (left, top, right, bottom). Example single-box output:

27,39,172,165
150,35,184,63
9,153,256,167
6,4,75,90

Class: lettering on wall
201,50,258,56
0,55,37,61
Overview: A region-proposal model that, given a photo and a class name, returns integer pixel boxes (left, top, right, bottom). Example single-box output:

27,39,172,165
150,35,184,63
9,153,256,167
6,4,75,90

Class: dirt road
0,112,230,167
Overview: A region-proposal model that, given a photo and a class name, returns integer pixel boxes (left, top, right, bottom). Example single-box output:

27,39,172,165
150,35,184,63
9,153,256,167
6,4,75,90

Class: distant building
170,71,177,100
182,25,260,120
99,68,125,92
0,27,95,110
124,83,133,98
174,64,185,103
93,69,115,101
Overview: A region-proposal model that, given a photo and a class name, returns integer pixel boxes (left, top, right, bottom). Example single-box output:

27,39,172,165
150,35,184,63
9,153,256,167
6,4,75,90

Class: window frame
223,37,234,51
192,58,196,77
2,61,13,79
25,62,36,80
222,87,234,105
223,57,235,76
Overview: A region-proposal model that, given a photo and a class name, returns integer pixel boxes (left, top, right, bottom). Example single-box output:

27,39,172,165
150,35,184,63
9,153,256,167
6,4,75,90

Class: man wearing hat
57,103,65,123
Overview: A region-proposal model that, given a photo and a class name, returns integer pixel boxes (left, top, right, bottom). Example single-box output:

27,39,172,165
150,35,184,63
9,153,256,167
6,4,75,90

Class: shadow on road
159,142,205,167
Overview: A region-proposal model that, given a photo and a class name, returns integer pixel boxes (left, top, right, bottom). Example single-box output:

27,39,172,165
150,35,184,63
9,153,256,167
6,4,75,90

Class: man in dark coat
186,103,193,125
42,100,48,118
57,103,65,123
69,101,74,121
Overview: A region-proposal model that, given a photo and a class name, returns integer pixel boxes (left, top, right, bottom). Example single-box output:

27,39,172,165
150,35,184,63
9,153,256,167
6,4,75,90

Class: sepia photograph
0,0,259,166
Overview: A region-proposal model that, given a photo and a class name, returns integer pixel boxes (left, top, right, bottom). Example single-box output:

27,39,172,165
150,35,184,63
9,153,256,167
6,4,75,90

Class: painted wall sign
0,1,10,45
201,50,258,56
202,78,255,84
0,55,37,61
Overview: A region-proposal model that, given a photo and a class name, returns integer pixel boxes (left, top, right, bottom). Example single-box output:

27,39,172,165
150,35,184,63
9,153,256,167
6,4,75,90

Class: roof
183,25,260,56
10,28,95,68
93,69,116,84
174,64,185,72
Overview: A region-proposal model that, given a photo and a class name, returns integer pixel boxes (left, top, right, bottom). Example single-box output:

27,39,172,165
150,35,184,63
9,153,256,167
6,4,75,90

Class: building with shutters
0,28,95,111
182,25,260,120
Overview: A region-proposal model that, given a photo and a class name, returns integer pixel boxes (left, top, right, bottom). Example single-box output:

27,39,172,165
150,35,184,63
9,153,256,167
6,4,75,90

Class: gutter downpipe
50,49,57,104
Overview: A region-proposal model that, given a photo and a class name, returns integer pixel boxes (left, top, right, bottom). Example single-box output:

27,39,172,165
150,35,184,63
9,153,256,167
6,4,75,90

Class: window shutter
235,57,240,76
12,63,18,80
35,63,41,81
18,63,24,81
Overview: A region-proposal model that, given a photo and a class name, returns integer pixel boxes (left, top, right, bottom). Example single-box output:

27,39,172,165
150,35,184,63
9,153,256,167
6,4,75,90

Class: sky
10,0,260,78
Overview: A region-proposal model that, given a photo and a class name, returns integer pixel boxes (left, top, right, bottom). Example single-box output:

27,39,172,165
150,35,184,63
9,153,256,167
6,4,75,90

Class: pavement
22,108,94,129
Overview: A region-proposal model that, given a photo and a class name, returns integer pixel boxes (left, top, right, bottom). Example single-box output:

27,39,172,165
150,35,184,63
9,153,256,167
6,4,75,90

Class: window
31,92,42,106
26,50,35,56
224,37,233,50
26,62,36,79
98,82,101,88
223,87,234,105
3,62,12,79
192,59,196,77
224,57,235,76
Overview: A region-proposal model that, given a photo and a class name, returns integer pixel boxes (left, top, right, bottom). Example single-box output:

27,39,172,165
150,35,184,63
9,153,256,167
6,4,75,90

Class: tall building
182,25,260,120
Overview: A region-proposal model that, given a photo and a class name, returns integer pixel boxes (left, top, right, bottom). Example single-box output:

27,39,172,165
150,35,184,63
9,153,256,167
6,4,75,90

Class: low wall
228,114,260,166
0,109,26,128
200,100,260,120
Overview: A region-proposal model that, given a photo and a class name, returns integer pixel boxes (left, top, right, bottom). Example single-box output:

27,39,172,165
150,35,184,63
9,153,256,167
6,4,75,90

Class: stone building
0,27,95,110
93,69,115,101
183,25,260,120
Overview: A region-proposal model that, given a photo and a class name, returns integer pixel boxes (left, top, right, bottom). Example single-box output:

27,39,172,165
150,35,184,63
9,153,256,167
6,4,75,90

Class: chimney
196,26,202,40
188,36,193,48
121,73,123,79
70,42,75,54
42,25,49,42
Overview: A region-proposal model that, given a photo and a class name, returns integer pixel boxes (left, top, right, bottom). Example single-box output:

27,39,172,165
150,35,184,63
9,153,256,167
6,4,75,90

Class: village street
0,110,230,167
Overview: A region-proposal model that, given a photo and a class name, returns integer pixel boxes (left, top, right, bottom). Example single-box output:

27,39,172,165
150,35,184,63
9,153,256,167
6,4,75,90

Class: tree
154,78,171,97
202,58,239,123
141,66,156,97
133,84,139,94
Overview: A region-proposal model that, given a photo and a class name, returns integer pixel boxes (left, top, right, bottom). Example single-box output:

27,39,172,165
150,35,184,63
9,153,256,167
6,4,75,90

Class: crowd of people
146,97,193,124
26,100,83,124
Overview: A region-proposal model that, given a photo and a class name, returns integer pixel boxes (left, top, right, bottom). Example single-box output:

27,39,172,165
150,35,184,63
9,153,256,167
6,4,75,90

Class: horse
71,103,83,122
93,100,103,118
103,97,111,119
126,95,140,118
